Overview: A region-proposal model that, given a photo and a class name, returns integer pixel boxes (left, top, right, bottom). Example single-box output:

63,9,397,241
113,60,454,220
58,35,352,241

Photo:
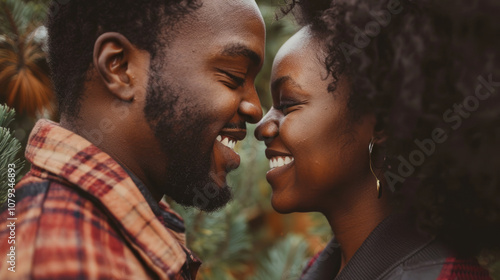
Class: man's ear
93,32,146,102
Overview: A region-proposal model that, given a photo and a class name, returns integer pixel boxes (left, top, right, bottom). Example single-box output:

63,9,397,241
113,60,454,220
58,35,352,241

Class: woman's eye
277,102,300,115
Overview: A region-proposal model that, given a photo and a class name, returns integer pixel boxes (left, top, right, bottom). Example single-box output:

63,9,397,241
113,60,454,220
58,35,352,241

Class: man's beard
143,61,232,212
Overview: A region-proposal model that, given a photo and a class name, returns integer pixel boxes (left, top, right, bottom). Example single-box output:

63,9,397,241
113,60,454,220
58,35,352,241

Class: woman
255,0,499,279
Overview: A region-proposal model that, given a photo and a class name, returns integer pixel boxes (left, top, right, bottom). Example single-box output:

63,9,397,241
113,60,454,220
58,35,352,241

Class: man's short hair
47,0,199,118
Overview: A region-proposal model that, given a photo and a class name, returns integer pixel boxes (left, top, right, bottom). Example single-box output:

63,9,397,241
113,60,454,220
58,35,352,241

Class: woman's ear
93,32,148,102
373,116,388,145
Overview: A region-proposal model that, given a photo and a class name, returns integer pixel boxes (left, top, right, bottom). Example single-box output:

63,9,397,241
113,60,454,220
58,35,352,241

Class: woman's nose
254,108,280,144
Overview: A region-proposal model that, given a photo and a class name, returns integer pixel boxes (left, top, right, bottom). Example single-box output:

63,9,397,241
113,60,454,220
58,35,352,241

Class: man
0,0,265,278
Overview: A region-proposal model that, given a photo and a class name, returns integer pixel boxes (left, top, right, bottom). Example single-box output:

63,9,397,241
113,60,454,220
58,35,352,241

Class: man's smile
216,135,237,150
216,126,246,150
213,126,247,174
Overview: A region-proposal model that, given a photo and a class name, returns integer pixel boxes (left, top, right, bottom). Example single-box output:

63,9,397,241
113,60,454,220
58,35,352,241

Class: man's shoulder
2,170,97,220
1,170,124,239
0,171,53,228
0,172,153,279
1,170,110,244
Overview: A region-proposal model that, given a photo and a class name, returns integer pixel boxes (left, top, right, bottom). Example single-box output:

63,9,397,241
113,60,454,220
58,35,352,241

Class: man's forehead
189,0,263,28
201,0,260,15
166,0,265,61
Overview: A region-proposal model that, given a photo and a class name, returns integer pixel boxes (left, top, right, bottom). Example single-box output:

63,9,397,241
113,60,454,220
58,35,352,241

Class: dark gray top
300,214,452,280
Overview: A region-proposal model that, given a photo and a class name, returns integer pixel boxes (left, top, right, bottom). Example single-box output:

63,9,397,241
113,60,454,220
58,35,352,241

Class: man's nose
239,86,263,124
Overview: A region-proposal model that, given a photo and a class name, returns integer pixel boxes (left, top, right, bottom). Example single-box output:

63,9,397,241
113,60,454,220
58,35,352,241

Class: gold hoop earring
369,138,382,199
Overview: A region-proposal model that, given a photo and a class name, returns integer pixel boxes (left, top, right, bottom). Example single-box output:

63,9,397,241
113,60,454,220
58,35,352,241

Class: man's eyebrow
221,43,262,67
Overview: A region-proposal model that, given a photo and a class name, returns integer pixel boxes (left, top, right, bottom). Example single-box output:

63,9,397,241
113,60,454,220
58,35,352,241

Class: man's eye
218,69,245,89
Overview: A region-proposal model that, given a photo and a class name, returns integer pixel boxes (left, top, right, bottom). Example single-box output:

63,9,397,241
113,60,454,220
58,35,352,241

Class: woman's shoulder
300,215,493,280
383,239,492,280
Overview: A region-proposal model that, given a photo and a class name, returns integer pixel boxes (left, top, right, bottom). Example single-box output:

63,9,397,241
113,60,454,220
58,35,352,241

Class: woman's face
255,27,377,214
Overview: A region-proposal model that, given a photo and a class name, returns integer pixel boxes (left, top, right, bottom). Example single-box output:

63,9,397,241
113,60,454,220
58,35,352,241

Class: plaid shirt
0,120,201,279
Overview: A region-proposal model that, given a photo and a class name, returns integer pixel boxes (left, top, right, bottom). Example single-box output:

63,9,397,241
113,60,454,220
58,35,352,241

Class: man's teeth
269,156,294,169
216,135,237,150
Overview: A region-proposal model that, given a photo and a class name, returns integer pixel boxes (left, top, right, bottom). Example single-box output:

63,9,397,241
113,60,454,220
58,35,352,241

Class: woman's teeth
216,135,237,150
269,156,294,169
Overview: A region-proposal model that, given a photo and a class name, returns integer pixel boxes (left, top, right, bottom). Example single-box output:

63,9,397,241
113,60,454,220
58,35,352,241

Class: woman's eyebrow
271,76,302,93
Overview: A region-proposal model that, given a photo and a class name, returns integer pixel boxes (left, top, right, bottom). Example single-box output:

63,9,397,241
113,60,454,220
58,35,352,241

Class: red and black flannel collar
25,119,201,279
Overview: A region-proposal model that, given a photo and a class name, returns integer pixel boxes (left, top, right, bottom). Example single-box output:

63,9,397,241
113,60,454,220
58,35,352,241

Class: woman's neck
324,186,393,272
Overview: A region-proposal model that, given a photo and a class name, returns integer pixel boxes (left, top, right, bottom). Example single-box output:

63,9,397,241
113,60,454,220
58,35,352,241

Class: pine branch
0,104,25,204
170,201,252,280
250,234,310,280
1,2,20,38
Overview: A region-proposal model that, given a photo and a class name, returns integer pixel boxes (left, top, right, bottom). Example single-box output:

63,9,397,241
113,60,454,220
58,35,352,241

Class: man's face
142,0,265,211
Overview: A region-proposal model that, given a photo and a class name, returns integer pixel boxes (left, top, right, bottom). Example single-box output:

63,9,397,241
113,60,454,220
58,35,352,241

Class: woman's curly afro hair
283,0,500,256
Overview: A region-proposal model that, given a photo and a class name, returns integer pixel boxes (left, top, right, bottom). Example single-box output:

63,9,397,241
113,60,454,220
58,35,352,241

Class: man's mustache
222,121,246,130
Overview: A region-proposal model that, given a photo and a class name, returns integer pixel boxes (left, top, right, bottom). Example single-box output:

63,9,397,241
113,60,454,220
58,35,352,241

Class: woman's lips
269,155,294,169
265,149,294,168
266,158,294,185
264,148,295,183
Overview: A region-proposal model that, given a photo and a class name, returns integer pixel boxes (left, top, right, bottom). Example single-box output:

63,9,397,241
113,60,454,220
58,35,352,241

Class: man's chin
192,185,233,212
167,178,233,212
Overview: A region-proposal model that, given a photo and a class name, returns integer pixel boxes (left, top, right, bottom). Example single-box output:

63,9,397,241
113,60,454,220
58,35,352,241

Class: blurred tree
0,0,54,118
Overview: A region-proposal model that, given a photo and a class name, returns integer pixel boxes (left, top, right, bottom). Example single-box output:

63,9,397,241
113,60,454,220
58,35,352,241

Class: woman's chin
270,194,300,214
